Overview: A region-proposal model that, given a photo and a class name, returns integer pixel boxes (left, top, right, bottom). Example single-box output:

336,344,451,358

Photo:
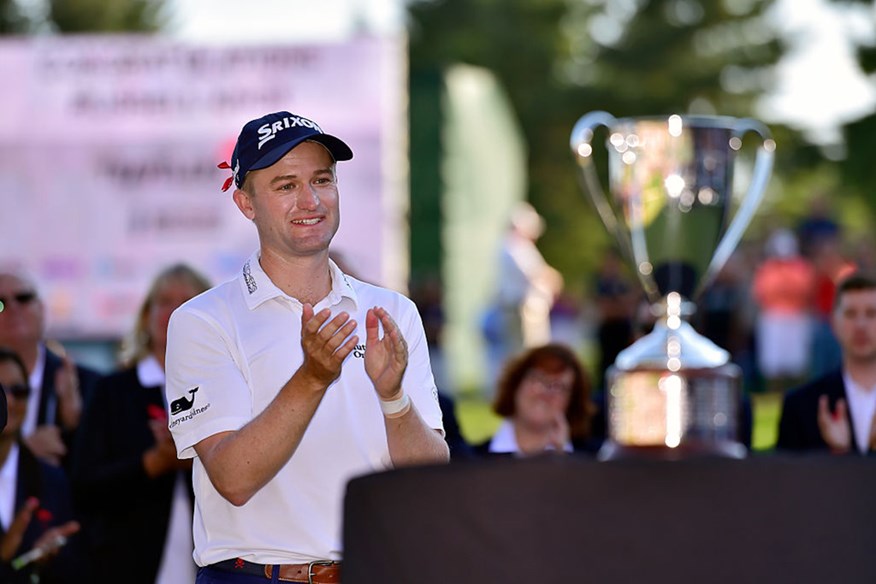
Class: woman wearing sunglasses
0,347,81,584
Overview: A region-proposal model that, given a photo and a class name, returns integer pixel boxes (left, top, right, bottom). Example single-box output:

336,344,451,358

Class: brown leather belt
210,558,341,583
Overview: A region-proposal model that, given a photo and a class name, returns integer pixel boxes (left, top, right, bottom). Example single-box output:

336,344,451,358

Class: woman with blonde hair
73,263,210,584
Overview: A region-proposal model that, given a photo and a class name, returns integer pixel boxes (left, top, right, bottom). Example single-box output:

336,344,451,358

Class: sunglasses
0,292,37,307
2,383,31,400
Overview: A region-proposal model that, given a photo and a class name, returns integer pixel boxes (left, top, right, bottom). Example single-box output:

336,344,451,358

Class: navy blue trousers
196,565,281,584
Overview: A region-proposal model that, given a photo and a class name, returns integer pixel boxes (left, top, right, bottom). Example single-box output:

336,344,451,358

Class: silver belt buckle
307,560,336,584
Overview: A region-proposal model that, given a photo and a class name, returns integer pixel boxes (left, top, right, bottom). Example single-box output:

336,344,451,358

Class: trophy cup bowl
570,112,776,460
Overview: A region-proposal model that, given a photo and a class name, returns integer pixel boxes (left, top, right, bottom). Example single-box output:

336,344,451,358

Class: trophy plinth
570,113,775,460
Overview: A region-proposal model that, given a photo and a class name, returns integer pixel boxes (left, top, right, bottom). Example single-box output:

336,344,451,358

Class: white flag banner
0,35,405,339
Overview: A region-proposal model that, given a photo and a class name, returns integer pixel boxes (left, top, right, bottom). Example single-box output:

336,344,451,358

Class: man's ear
233,188,255,221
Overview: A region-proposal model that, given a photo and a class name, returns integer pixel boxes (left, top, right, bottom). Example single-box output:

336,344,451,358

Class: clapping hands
817,395,851,453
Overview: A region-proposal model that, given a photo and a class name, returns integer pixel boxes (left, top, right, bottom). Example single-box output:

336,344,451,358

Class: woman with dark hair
0,346,81,584
476,343,596,456
72,263,210,584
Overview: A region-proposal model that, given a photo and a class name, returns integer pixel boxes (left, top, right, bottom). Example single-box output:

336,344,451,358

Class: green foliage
48,0,166,33
0,0,166,34
0,0,28,33
408,0,814,291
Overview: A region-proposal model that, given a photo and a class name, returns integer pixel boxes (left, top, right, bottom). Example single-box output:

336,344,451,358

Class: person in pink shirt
752,228,816,392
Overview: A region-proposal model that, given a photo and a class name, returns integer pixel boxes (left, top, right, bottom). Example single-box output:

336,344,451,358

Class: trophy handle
570,111,633,260
698,119,776,296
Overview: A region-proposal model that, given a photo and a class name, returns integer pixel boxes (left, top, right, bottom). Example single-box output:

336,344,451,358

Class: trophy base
597,439,746,462
604,363,745,461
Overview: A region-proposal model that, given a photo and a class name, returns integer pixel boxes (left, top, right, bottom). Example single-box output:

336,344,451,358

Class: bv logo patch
170,387,198,415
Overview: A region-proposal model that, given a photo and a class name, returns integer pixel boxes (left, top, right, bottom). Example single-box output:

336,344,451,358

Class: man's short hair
834,271,876,309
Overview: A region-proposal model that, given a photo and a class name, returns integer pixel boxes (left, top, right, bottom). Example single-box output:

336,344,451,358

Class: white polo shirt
165,252,444,566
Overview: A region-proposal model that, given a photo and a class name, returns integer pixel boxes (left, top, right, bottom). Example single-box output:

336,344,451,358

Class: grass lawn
454,389,785,451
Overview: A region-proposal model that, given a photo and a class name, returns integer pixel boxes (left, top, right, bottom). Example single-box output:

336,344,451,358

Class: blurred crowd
1,198,875,583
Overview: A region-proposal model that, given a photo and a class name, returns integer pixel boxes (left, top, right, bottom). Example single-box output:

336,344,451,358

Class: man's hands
364,307,408,400
143,417,191,478
818,395,851,453
24,354,83,466
299,304,359,390
297,304,410,402
54,354,82,431
545,410,570,453
23,426,66,466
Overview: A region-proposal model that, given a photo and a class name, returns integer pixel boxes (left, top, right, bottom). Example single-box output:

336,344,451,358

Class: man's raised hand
299,304,358,389
364,307,408,400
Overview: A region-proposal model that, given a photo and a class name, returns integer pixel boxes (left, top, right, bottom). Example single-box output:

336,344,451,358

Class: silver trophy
570,112,775,459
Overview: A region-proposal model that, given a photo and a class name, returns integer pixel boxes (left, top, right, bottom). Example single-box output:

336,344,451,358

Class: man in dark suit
0,271,99,469
777,272,876,454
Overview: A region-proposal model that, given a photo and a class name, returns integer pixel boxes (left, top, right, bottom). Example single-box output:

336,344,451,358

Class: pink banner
0,35,405,339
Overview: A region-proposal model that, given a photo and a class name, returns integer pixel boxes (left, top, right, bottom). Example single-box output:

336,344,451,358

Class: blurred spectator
475,343,596,456
777,272,876,454
695,252,748,355
437,392,474,461
850,234,876,274
592,249,636,391
0,271,99,470
0,347,82,584
73,264,210,584
751,229,816,392
483,203,563,391
809,237,857,378
410,275,450,394
796,194,840,260
409,276,473,460
1,377,6,432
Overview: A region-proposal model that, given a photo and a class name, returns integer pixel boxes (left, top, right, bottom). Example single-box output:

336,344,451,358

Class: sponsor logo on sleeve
169,386,211,428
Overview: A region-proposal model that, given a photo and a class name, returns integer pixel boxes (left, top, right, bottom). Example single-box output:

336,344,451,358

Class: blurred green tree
827,0,876,218
408,0,800,295
0,0,165,33
48,0,166,32
0,0,28,33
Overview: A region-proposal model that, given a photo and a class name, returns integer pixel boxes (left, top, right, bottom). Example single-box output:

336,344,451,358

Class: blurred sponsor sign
0,35,405,339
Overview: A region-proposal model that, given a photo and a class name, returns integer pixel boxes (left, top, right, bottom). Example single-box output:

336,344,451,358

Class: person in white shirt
777,271,876,454
483,203,564,394
165,111,448,583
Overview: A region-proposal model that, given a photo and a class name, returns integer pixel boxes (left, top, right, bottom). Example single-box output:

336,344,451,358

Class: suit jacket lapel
836,371,869,454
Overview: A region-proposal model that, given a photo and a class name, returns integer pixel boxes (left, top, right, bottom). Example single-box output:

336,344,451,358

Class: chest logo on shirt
353,344,366,359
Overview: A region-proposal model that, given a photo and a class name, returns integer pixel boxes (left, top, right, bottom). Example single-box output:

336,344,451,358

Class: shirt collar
0,442,20,531
238,250,358,311
842,371,876,395
488,419,573,454
488,420,521,453
137,354,165,387
29,343,46,391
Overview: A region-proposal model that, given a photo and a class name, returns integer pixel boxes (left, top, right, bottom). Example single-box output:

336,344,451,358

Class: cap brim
250,134,353,172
